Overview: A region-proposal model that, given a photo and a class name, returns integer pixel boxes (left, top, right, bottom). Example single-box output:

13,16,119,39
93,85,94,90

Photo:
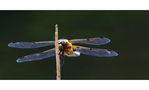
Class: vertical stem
55,24,61,80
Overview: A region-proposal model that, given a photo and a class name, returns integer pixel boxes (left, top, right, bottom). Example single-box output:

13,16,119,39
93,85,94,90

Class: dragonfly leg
60,55,65,67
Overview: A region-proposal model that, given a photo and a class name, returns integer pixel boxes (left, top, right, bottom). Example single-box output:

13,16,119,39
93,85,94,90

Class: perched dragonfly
8,37,118,63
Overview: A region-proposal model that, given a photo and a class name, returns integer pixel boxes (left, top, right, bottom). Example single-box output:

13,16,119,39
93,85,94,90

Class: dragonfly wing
16,48,55,63
76,46,118,57
8,41,54,48
69,37,111,45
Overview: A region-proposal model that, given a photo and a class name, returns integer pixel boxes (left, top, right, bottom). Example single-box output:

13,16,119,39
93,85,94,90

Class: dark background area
0,11,149,80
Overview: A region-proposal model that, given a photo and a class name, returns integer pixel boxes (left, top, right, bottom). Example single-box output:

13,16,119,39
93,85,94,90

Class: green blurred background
0,11,149,80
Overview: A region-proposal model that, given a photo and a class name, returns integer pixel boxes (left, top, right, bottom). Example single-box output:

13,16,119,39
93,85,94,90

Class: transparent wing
69,37,111,45
16,48,55,63
76,46,118,57
8,41,54,48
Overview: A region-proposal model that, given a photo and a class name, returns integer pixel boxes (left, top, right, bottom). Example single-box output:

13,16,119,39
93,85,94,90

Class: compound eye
60,41,67,45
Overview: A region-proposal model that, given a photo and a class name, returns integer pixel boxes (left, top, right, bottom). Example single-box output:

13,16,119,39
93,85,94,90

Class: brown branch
55,24,61,80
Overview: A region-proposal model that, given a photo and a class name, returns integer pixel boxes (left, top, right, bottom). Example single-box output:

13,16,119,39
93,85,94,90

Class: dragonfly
8,37,118,63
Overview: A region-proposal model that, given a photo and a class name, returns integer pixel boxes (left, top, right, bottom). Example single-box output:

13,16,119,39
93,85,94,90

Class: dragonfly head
58,39,69,46
59,41,67,46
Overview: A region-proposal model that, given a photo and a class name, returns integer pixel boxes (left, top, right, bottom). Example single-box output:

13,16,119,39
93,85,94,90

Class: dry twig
55,24,61,80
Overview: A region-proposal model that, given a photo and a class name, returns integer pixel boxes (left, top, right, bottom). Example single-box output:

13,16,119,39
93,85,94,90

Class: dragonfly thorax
58,39,80,57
